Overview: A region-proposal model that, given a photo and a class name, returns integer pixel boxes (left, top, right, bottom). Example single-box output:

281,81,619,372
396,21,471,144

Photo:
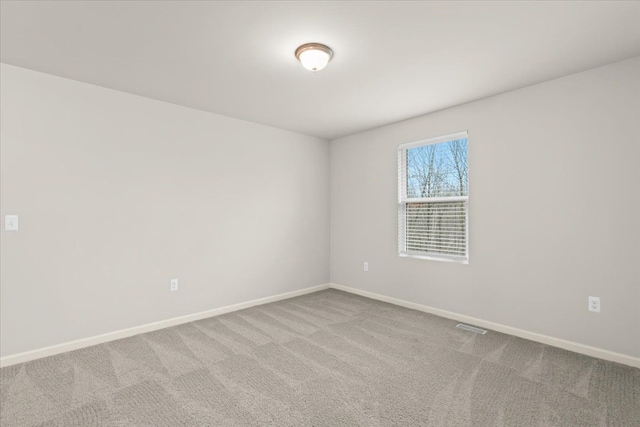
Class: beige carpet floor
1,289,639,426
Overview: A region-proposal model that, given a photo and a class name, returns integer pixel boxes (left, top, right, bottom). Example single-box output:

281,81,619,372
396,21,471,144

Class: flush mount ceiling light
295,43,333,72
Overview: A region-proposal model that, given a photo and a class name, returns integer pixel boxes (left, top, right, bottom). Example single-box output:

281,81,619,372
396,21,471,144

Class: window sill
399,251,468,264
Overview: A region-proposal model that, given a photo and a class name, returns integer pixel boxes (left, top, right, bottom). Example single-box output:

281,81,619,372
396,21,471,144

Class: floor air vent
456,323,487,334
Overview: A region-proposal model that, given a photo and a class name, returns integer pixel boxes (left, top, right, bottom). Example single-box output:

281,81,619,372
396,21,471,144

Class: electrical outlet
588,296,600,312
170,279,179,292
363,262,369,272
4,215,18,231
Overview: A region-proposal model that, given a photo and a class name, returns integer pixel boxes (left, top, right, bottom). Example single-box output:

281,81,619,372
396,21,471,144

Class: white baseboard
330,283,640,369
0,283,330,368
5,282,637,369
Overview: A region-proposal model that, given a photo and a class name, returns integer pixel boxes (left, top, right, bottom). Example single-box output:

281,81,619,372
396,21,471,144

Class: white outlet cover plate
5,215,19,231
170,279,179,291
588,296,600,312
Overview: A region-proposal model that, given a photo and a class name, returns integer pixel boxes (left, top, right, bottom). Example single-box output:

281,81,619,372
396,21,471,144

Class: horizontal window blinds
405,201,467,256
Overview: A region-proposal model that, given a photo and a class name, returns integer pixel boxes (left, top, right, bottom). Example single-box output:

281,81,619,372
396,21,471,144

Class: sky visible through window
406,138,468,198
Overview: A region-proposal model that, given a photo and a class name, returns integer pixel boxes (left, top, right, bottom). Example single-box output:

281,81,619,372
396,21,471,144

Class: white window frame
398,131,469,264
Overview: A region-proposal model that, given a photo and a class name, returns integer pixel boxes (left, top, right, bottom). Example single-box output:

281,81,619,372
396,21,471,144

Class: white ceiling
2,1,640,140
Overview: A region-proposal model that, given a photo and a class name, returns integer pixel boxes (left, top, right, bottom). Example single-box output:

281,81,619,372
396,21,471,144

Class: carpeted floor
1,289,639,426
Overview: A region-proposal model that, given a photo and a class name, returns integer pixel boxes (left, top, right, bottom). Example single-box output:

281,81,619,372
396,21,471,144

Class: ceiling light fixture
295,43,333,72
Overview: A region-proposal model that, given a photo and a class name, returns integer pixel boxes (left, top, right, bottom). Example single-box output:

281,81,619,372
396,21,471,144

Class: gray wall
330,58,640,358
0,64,330,357
2,57,639,360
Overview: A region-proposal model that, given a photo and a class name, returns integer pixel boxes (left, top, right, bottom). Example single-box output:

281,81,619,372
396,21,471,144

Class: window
398,131,468,262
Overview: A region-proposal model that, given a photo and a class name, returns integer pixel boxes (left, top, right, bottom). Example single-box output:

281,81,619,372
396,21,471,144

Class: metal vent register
456,323,487,334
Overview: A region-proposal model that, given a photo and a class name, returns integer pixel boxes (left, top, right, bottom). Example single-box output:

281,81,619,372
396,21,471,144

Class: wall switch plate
170,279,179,292
363,262,369,272
588,296,600,312
4,215,19,231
